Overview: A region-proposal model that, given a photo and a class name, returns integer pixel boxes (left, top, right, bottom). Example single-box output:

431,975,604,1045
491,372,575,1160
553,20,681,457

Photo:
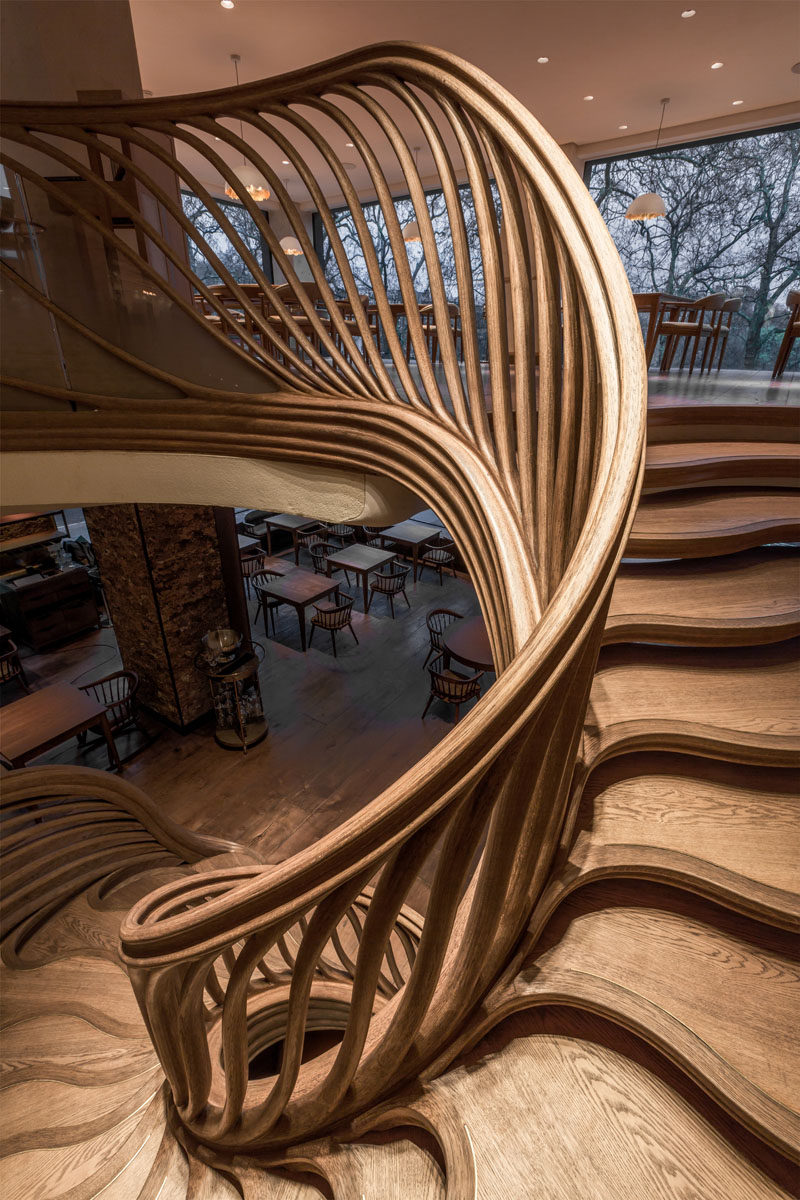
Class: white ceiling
128,0,800,205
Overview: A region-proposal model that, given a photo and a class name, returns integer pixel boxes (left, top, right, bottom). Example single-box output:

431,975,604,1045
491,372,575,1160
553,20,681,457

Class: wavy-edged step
605,548,800,646
539,754,799,934
583,640,800,769
627,488,800,558
643,442,800,493
516,885,800,1159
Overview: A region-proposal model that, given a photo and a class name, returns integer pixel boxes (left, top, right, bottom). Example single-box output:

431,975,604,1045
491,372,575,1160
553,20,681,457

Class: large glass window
587,125,800,369
181,192,272,287
319,184,500,360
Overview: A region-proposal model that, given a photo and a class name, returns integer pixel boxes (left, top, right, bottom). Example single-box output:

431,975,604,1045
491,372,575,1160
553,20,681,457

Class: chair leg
688,333,702,376
389,595,395,618
309,624,316,648
366,588,374,613
454,703,461,723
422,693,434,719
350,622,359,645
402,589,410,608
423,644,435,667
330,630,337,658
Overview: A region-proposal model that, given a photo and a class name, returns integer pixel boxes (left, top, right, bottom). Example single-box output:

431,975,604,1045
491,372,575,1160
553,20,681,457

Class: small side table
196,643,268,752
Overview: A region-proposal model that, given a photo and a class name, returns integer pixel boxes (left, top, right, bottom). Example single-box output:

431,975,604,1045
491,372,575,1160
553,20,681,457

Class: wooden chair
252,569,285,636
422,654,483,722
309,593,359,657
310,541,351,585
772,291,800,380
0,638,30,692
324,522,356,544
424,607,462,668
78,670,143,739
420,533,457,585
240,509,271,539
241,551,269,599
702,297,742,373
296,524,326,558
366,563,411,617
657,293,727,375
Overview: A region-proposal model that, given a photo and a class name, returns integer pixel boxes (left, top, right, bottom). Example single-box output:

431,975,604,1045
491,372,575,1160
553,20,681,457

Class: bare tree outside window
321,184,501,360
587,125,800,369
181,192,271,287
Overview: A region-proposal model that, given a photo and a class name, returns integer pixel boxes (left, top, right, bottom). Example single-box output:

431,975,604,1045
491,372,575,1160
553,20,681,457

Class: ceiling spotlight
732,99,744,105
681,9,696,16
584,95,594,101
619,124,629,130
792,63,800,74
220,0,234,8
537,57,549,64
342,162,357,170
345,141,355,147
711,61,724,69
281,159,290,164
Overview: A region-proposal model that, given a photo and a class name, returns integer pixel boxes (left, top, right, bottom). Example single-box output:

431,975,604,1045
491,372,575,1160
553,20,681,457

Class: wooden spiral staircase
1,43,798,1199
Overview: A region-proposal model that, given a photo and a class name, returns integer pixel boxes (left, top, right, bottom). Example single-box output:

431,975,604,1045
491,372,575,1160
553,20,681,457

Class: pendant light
402,147,423,243
279,236,303,256
625,98,669,220
223,54,270,204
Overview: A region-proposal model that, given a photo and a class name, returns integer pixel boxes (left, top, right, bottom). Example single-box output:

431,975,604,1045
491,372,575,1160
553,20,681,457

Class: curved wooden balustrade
0,43,646,1165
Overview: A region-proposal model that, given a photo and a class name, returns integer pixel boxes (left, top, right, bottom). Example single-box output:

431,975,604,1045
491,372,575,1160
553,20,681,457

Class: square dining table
325,544,397,611
263,514,319,564
379,520,437,581
256,567,340,651
0,681,120,770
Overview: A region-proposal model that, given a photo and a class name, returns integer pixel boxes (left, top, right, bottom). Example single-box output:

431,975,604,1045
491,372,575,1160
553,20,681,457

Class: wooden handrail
0,41,646,1159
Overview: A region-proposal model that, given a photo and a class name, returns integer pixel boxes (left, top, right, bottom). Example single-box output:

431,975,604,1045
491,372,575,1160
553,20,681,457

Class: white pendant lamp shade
625,97,670,221
279,235,303,256
224,162,270,204
625,191,666,220
402,220,422,243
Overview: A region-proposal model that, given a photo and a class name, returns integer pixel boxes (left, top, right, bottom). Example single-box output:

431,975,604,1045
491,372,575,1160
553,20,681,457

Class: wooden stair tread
0,954,148,1039
529,890,800,1119
605,549,800,646
643,442,800,492
627,489,800,558
584,641,800,768
416,1008,793,1199
647,402,800,445
581,756,799,898
1,1012,157,1089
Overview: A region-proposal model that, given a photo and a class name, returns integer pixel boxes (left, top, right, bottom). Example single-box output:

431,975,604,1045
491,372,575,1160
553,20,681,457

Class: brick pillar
85,503,246,729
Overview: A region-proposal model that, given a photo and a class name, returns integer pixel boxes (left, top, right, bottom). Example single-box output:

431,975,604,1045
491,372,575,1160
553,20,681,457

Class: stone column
85,503,246,729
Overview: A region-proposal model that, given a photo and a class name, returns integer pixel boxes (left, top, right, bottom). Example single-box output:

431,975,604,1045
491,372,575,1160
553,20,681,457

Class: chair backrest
242,553,268,579
426,608,462,649
428,655,482,702
698,292,727,312
0,643,22,683
374,564,410,594
325,523,355,540
79,669,138,721
297,523,325,545
786,290,800,311
310,542,338,572
252,569,283,593
313,594,354,630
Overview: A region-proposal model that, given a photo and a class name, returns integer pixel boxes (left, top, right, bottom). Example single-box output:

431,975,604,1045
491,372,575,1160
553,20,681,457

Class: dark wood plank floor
4,559,485,886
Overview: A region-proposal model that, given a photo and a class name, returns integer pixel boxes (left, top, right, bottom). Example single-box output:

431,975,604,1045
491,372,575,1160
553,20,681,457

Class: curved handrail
0,41,646,1155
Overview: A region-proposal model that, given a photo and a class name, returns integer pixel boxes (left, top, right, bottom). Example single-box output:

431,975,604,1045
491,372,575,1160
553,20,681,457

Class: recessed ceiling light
537,57,549,64
732,99,744,105
584,95,594,101
215,137,221,141
281,159,290,164
342,161,357,170
711,61,724,69
681,9,696,16
220,0,234,8
345,141,355,147
619,124,628,130
792,62,800,74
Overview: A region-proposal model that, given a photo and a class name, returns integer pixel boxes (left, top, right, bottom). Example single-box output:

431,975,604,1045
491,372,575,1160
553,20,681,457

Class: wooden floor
4,563,483,882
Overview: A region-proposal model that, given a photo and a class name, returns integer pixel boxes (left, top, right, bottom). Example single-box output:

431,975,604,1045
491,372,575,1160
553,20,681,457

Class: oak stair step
643,441,800,493
627,488,800,558
583,639,800,770
605,548,800,646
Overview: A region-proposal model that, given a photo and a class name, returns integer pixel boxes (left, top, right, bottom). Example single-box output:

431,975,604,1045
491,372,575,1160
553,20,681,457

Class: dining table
379,520,436,582
325,544,397,611
263,514,319,564
441,615,494,673
633,292,694,367
255,566,340,651
0,681,121,770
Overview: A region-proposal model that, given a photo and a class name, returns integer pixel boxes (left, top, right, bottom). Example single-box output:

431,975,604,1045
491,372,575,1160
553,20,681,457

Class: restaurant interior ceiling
126,0,800,207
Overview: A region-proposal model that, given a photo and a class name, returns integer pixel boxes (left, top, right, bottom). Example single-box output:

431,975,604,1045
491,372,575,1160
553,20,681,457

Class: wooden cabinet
0,568,100,651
